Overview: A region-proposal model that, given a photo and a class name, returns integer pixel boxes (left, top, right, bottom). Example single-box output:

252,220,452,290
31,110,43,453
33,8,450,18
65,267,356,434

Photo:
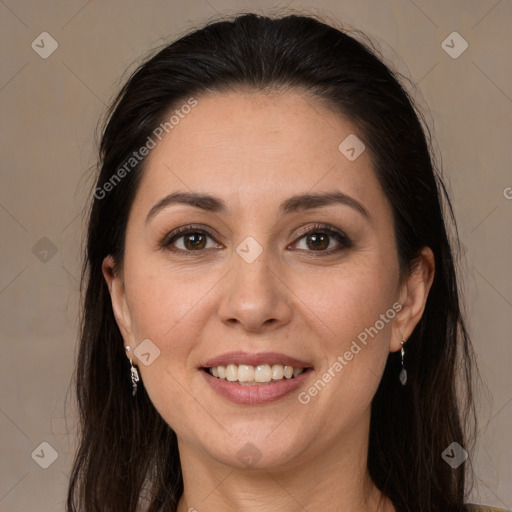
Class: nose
217,246,292,333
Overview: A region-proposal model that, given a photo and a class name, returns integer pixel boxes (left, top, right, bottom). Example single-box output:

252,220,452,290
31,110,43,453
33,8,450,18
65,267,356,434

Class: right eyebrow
146,192,227,225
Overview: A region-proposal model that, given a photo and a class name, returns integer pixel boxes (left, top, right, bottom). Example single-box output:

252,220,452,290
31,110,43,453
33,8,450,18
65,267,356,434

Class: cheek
305,256,398,390
311,256,397,336
122,260,216,433
124,255,215,342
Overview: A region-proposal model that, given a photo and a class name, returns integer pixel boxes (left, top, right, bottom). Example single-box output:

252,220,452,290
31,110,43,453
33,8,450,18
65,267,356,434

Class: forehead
129,90,388,221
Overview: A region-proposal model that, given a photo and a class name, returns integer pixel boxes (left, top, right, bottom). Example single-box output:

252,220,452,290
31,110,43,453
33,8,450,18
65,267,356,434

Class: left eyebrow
145,190,371,225
279,191,371,221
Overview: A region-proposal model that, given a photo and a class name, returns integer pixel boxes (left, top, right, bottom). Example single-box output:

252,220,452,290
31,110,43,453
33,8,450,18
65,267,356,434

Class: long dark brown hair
67,11,480,512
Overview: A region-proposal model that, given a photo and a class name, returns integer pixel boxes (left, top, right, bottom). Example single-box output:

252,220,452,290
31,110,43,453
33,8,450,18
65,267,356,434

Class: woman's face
103,90,431,471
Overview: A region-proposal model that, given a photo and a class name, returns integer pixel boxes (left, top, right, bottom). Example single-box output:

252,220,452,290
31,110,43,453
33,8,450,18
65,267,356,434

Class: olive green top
467,504,510,511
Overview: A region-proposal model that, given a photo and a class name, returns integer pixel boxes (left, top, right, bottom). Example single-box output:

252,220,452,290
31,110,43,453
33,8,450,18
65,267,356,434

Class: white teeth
238,364,254,382
271,364,284,380
207,363,306,383
255,364,271,382
225,364,238,382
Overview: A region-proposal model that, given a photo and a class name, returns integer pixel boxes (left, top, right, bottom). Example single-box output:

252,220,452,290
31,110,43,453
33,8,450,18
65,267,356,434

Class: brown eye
305,232,330,251
292,224,353,254
180,232,207,250
162,226,222,254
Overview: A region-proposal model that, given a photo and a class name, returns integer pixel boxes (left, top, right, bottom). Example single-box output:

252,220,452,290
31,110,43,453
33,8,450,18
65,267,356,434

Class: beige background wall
0,0,510,510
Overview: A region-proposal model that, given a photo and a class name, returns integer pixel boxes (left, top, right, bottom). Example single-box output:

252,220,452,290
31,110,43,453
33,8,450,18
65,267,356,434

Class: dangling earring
399,339,407,386
125,346,140,396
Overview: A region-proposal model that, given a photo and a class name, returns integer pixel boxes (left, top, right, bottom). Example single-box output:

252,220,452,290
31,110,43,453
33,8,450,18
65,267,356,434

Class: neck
176,409,394,512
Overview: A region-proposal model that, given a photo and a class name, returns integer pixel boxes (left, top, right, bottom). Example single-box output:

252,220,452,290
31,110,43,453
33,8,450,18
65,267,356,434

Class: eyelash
160,223,353,256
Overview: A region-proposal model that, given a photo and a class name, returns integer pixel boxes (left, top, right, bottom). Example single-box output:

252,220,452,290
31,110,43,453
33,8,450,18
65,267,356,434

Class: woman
66,12,506,512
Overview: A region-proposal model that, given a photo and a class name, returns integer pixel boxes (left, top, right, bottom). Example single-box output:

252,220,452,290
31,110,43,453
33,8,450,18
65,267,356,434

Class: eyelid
160,224,220,247
290,223,353,250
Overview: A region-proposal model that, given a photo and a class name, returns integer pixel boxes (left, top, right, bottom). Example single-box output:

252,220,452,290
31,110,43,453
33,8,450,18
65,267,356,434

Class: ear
391,246,435,352
102,255,138,363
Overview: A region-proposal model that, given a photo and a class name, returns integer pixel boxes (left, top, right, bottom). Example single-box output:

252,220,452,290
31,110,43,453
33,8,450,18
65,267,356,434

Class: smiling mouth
203,363,312,385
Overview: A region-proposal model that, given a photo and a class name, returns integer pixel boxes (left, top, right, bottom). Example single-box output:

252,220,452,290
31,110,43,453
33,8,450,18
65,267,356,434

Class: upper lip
201,351,313,369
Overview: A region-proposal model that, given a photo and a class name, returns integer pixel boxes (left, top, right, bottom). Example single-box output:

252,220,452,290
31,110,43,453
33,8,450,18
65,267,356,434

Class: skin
102,90,435,512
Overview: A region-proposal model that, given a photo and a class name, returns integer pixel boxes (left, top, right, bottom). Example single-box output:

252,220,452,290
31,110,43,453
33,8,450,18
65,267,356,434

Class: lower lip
201,368,313,405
